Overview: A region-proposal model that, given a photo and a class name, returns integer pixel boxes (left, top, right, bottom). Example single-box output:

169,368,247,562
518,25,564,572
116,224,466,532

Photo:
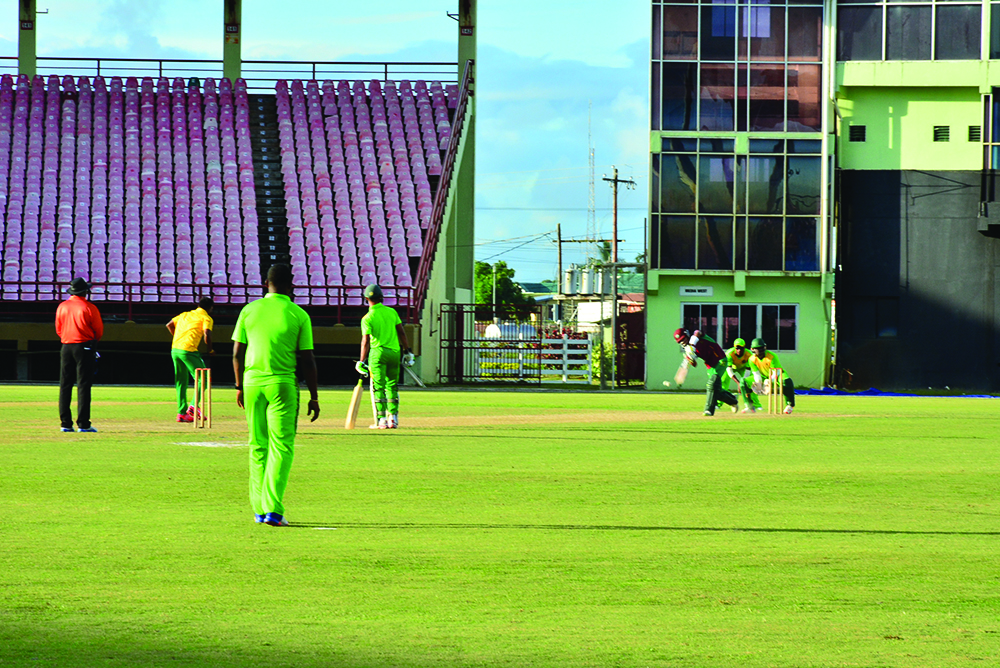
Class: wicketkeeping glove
355,360,369,377
752,381,764,395
402,351,415,367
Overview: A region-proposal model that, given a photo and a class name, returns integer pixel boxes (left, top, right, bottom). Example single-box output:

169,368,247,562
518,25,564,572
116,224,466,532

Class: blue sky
1,1,650,284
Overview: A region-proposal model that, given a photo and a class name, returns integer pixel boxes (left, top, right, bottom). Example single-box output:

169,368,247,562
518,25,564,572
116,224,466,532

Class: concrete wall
837,170,1000,391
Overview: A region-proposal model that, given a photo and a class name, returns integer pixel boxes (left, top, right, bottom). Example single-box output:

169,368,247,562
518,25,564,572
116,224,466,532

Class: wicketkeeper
356,284,414,429
673,327,739,416
746,337,795,414
724,337,758,413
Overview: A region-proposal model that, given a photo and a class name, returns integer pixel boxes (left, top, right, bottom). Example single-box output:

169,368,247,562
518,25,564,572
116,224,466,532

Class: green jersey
232,293,314,386
361,303,402,351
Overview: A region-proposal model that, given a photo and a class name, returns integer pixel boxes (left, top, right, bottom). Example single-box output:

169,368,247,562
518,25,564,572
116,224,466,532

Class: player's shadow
287,521,1000,536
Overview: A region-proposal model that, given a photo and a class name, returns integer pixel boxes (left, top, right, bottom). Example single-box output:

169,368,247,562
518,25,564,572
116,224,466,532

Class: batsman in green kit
357,284,413,429
232,264,320,527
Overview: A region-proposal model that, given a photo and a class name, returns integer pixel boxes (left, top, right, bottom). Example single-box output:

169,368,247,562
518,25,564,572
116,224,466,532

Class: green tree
474,261,535,319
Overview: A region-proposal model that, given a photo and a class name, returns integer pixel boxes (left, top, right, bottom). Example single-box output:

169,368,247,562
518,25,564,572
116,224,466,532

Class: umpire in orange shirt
55,278,104,433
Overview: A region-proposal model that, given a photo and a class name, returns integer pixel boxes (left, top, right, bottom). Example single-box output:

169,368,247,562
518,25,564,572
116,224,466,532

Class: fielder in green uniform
746,337,795,414
356,284,413,429
232,264,320,526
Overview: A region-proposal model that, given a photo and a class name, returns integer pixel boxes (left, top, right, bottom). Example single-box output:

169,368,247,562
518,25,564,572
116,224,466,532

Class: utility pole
601,166,636,388
492,262,498,323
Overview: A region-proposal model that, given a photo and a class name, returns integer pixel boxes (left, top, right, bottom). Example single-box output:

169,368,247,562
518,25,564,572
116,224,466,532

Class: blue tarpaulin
798,387,997,399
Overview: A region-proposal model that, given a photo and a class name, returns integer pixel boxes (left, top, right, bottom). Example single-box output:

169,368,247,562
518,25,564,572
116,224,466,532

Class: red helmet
673,328,689,344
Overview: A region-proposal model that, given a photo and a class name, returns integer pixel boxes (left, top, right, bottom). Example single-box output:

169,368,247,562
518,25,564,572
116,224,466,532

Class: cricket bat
673,358,690,387
345,379,364,429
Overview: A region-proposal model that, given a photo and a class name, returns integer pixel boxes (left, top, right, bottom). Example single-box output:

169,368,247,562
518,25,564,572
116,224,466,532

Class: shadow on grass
288,521,1000,536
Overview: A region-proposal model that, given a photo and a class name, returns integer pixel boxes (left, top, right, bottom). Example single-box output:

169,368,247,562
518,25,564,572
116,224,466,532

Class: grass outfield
2,385,998,667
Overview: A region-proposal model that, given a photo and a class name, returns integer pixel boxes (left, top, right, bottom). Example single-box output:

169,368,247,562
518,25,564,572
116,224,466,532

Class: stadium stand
0,72,456,311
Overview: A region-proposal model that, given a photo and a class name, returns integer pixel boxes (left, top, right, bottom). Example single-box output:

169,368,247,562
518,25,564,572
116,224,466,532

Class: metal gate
439,303,593,385
616,309,646,387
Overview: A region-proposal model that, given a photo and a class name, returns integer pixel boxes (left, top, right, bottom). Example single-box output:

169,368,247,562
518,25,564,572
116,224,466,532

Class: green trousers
742,375,795,409
369,347,400,420
171,349,205,415
245,382,300,517
704,362,738,415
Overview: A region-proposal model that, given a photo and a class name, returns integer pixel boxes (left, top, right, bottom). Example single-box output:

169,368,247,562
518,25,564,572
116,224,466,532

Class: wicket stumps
194,367,212,428
767,368,784,414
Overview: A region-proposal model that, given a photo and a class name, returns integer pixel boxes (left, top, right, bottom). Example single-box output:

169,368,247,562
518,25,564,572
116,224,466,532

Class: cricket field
2,385,997,667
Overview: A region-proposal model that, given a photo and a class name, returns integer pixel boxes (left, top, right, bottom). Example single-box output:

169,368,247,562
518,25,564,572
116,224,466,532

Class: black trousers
59,343,97,429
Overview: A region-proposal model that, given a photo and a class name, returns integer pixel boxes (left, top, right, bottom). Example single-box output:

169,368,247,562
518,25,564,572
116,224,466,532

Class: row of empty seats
0,73,457,306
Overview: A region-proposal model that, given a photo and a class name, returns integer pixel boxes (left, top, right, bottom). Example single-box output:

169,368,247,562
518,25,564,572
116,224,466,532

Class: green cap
734,338,746,347
751,337,767,349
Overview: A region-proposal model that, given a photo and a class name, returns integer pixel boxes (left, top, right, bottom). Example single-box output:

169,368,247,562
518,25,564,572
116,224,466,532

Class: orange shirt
55,296,104,344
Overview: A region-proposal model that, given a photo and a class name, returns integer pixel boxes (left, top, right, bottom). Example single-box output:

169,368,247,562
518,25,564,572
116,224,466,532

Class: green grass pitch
2,385,998,667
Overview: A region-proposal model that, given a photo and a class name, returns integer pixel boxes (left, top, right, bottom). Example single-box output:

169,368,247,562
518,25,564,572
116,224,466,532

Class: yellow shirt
749,350,782,376
171,307,213,352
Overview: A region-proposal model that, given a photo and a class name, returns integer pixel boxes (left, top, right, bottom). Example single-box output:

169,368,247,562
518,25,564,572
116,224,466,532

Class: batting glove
355,360,369,377
402,351,415,368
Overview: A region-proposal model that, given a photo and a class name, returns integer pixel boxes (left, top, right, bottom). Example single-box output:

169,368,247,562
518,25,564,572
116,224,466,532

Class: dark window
699,155,737,213
661,63,697,131
991,3,1000,59
699,63,736,131
660,153,697,213
748,217,784,270
788,7,823,61
701,5,737,60
849,125,867,142
651,62,661,131
662,5,698,60
778,305,797,350
786,156,821,215
969,125,982,142
652,5,661,60
748,65,785,131
886,6,932,60
745,155,784,214
935,5,980,60
660,216,697,269
761,305,779,349
933,126,950,142
785,218,819,271
683,303,719,339
698,216,734,269
786,64,822,131
743,5,785,61
837,7,882,60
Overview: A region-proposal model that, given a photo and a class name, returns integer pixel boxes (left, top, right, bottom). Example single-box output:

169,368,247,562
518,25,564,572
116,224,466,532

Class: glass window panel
699,138,734,153
748,217,783,270
735,155,747,213
992,4,1000,59
650,214,660,268
651,62,660,131
786,156,821,214
778,305,797,350
661,216,697,269
663,6,698,60
749,138,784,153
698,155,737,213
699,63,736,131
788,7,823,62
661,137,698,152
786,64,822,131
736,63,748,132
749,65,784,131
661,153,697,213
761,305,779,348
784,218,819,271
698,216,734,269
787,139,822,154
746,156,784,214
739,304,757,343
837,7,883,60
661,63,697,131
683,304,702,334
735,216,747,270
701,5,737,61
652,6,662,61
887,6,931,61
683,304,719,339
935,6,981,60
746,5,785,61
722,305,741,348
650,154,661,214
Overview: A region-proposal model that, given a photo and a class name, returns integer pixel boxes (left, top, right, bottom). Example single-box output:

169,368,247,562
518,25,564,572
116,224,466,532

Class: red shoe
177,413,194,423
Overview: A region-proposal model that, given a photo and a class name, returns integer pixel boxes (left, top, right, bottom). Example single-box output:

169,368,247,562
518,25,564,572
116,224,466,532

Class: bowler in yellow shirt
166,297,214,422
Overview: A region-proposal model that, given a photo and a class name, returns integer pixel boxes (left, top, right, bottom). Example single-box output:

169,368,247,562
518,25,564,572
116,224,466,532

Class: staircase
248,94,290,278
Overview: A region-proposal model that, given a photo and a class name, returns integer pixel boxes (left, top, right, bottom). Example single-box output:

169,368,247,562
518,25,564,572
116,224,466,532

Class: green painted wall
645,272,832,390
837,87,981,170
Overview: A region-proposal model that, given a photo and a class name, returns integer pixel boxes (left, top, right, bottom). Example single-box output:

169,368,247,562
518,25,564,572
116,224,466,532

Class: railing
0,280,415,324
0,57,458,91
413,59,473,315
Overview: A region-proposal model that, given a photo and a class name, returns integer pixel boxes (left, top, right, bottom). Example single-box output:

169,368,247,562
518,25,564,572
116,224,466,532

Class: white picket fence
472,335,593,384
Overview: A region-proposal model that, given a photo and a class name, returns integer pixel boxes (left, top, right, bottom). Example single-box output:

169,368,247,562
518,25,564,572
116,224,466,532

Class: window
933,126,950,142
681,302,799,351
839,0,982,62
849,125,867,142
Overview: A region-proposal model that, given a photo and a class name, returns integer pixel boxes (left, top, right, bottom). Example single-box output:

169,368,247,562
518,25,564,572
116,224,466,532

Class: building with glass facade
647,0,1000,391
